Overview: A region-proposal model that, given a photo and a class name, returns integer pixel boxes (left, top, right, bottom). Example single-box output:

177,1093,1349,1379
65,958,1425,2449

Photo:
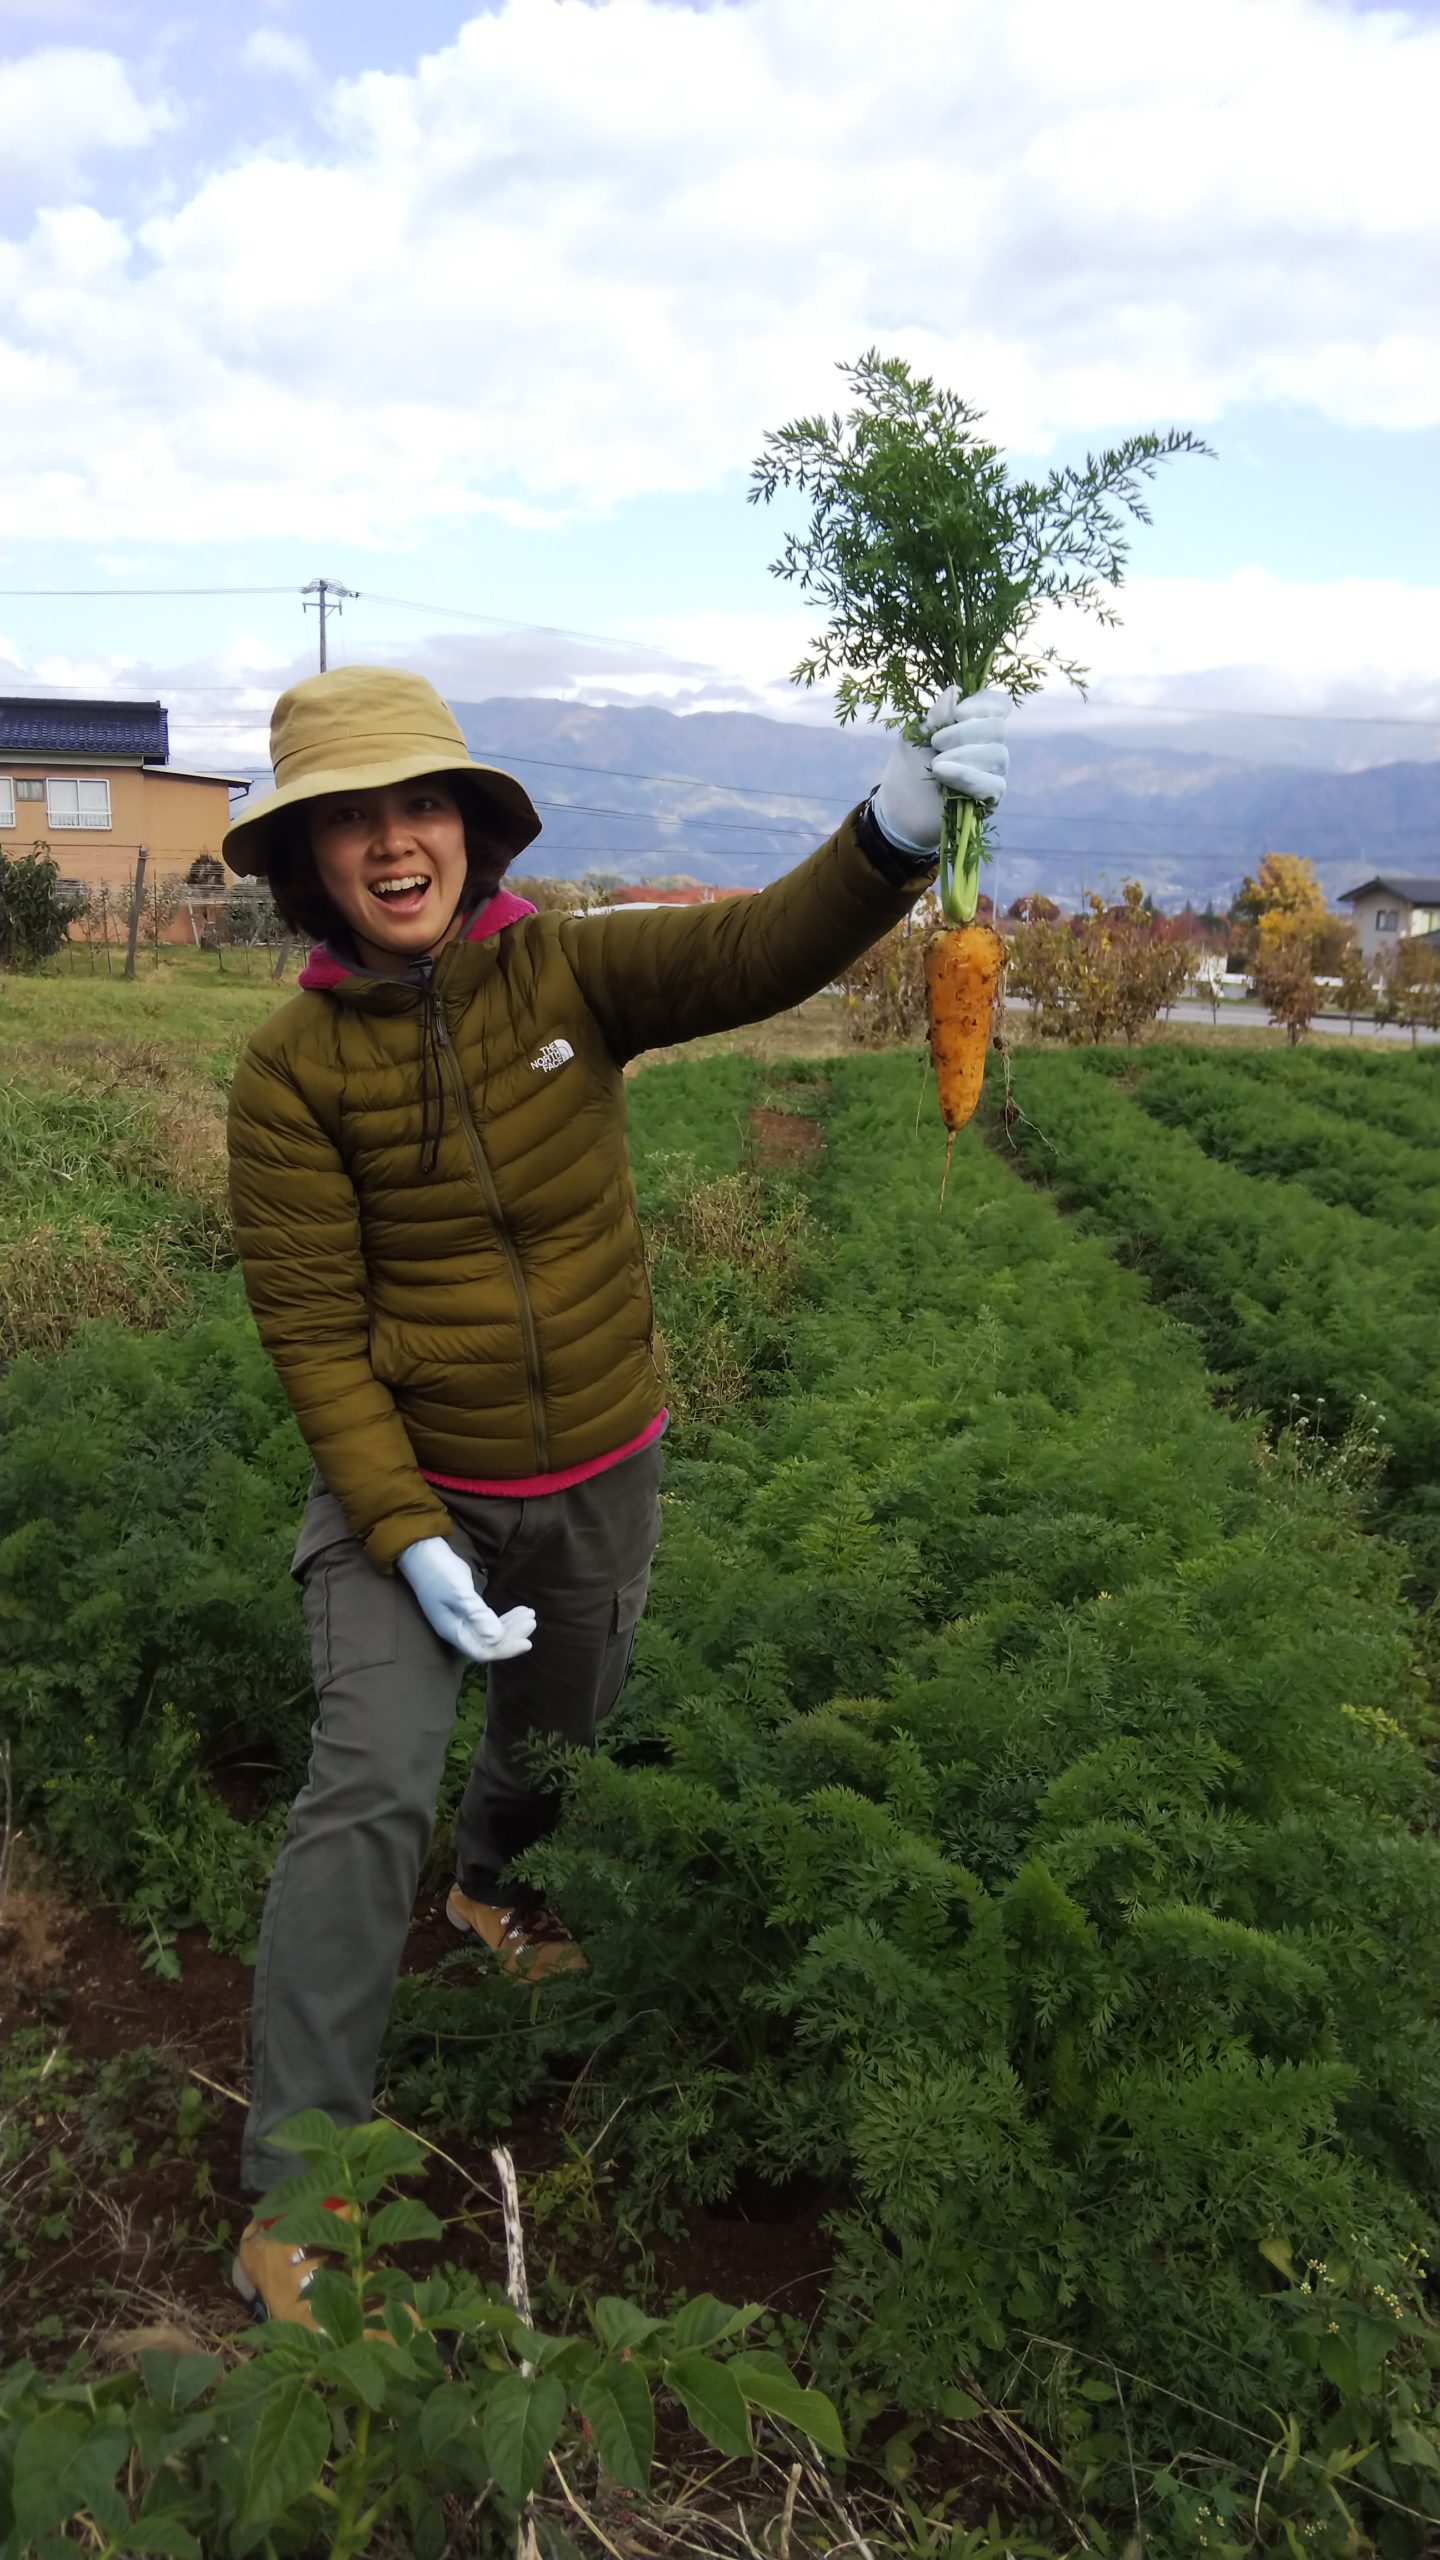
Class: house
0,695,249,932
1337,873,1440,963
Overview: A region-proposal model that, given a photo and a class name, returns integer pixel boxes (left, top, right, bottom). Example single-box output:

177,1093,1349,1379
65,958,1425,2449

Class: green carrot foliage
749,347,1209,920
749,348,1212,726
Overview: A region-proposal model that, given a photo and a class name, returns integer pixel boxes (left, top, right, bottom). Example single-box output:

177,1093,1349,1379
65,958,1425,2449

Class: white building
1337,874,1440,963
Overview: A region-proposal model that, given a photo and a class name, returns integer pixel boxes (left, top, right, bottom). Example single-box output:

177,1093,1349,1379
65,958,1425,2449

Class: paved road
1003,995,1440,1048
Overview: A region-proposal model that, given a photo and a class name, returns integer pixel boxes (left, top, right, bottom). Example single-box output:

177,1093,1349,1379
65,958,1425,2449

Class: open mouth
367,872,433,920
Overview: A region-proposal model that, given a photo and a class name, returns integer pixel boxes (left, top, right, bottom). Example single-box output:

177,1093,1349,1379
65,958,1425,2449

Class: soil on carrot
0,1881,833,2368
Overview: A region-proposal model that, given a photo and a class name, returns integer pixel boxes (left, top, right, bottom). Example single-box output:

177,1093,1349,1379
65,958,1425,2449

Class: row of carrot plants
1103,1049,1439,1231
990,1050,1438,1585
1208,1043,1440,1151
387,1051,1440,2559
4,1042,1436,2552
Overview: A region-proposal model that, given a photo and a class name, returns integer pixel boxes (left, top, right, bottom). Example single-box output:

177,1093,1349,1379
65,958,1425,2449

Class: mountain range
449,698,1438,911
239,694,1438,913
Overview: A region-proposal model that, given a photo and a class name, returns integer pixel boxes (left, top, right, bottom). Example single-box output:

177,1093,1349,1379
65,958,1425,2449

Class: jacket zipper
427,990,550,1471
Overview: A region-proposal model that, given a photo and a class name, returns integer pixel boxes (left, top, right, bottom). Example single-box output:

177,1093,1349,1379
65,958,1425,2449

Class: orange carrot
924,918,1006,1200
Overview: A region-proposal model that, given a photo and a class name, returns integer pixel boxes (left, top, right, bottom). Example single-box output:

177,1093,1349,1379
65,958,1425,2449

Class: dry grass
647,1166,816,1425
629,996,854,1076
670,1169,813,1288
651,1316,755,1424
0,1218,192,1357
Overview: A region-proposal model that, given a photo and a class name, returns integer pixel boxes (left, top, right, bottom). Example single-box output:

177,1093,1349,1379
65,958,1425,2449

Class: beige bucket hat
224,667,542,878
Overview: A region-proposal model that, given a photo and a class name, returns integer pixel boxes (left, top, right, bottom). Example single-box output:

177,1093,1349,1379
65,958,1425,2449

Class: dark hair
266,775,513,944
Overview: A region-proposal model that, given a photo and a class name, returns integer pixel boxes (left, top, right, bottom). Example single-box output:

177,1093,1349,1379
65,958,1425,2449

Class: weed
0,2111,844,2560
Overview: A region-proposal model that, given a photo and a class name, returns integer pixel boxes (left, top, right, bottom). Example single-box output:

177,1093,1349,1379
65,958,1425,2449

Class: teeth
371,875,429,898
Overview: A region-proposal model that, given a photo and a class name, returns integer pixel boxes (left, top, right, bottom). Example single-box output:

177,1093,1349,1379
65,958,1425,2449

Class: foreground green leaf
726,2356,845,2460
10,2408,131,2539
237,2379,331,2525
664,2351,752,2460
484,2370,567,2505
579,2355,655,2492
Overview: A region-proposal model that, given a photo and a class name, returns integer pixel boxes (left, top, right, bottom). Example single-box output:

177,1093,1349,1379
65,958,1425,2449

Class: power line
0,580,707,667
529,794,818,836
359,590,681,655
461,742,846,808
0,585,297,597
6,585,1437,730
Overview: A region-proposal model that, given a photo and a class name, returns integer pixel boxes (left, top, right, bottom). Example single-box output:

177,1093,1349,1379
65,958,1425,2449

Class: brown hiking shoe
446,1885,586,1979
233,2200,418,2336
232,2201,355,2329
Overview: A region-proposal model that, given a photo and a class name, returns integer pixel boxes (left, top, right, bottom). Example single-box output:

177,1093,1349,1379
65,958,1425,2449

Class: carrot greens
750,349,1212,924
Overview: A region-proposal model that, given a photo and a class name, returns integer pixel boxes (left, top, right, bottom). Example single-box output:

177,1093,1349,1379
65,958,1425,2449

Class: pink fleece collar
297,887,539,991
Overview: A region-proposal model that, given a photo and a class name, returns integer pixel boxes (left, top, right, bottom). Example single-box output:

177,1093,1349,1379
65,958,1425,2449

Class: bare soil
1,1877,833,2367
746,1107,826,1170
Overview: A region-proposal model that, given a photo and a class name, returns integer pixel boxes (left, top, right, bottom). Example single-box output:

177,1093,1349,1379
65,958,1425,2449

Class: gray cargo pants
241,1441,663,2195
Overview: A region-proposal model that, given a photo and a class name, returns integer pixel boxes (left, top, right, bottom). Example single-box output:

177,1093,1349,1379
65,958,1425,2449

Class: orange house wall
1,766,239,941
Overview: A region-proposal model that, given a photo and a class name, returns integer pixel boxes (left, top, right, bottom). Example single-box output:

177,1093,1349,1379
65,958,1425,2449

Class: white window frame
0,776,14,829
45,775,112,831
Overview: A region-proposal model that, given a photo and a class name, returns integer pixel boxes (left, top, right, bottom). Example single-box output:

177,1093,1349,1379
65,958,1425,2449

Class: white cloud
0,0,1436,544
1,571,1433,779
0,45,177,193
239,29,319,84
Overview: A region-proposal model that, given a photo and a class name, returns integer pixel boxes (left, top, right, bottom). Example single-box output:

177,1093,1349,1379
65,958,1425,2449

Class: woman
223,663,1009,2319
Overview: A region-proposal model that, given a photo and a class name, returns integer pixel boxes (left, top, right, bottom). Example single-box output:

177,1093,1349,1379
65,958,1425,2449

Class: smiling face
307,774,473,972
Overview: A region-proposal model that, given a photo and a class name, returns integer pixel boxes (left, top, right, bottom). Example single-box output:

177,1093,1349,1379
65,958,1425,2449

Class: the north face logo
530,1038,575,1073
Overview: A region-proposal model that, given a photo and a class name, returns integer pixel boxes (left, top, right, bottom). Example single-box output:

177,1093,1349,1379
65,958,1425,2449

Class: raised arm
555,805,934,1062
228,1039,454,1572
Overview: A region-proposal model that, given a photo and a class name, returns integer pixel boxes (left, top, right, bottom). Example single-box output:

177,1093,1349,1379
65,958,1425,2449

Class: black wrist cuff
854,794,940,889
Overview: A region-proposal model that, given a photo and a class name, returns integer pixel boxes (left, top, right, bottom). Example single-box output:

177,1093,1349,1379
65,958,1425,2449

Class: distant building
0,696,249,916
1338,872,1440,963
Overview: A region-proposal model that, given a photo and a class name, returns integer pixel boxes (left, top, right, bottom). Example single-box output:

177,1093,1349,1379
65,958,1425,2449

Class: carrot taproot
921,791,1005,1199
925,918,1005,1200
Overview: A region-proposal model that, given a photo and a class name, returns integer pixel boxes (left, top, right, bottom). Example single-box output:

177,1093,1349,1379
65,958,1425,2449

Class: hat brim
223,750,542,878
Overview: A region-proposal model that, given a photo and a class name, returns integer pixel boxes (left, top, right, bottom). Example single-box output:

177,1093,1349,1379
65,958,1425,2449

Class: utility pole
302,577,357,672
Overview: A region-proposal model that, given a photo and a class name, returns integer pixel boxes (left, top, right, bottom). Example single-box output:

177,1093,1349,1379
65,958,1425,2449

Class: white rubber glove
872,688,1011,855
398,1538,536,1663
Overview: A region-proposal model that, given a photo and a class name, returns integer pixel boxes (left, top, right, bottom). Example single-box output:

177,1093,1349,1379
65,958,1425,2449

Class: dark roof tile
0,697,169,761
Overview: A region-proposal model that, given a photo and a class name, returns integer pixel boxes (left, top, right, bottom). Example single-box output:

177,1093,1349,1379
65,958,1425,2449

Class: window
45,776,111,830
16,777,44,801
0,776,13,828
1411,907,1440,936
1374,908,1399,934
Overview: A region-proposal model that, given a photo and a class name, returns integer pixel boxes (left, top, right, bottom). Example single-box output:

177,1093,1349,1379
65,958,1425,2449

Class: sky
0,0,1436,776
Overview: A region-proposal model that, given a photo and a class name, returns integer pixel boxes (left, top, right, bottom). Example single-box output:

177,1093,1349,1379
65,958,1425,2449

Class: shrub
1008,884,1196,1042
834,900,936,1048
0,846,84,973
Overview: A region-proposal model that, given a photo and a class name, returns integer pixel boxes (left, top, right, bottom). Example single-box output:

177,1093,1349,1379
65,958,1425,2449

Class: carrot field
2,990,1437,2559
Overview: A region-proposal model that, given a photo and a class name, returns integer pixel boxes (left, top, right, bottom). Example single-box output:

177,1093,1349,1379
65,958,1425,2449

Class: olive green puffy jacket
228,811,927,1570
